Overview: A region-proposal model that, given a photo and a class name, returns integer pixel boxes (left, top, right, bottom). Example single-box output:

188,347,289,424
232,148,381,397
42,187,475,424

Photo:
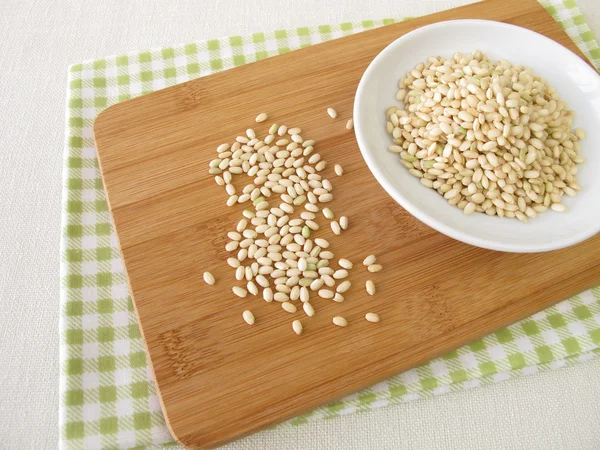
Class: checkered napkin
59,1,600,448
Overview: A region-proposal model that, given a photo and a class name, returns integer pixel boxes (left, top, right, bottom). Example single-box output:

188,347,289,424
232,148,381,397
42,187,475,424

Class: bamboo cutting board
94,0,600,447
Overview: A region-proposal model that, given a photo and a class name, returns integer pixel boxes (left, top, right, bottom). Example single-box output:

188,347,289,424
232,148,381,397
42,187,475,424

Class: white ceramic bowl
354,20,600,252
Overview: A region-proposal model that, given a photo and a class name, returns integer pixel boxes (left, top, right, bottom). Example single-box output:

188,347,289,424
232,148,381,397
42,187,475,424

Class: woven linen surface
59,0,600,448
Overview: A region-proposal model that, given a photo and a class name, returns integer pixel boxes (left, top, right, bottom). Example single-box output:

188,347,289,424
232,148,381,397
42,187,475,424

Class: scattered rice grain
255,112,268,123
363,255,376,266
332,316,347,327
292,320,303,335
365,313,380,323
203,272,215,285
366,280,376,295
243,310,255,325
368,264,383,273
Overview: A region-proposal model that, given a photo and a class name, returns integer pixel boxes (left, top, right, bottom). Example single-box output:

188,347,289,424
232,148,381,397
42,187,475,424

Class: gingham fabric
59,1,600,448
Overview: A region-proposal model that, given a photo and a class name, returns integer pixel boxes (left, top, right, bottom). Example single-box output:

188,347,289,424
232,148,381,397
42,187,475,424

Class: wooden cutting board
94,0,600,447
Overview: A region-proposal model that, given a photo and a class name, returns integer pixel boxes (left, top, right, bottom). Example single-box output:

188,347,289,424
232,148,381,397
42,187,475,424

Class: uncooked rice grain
363,255,376,266
255,112,268,123
203,272,215,285
366,280,376,295
368,264,383,273
333,316,347,327
292,320,303,335
243,310,255,325
365,313,380,323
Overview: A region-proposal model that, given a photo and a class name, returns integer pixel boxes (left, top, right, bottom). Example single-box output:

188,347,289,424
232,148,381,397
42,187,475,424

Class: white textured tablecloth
1,0,600,448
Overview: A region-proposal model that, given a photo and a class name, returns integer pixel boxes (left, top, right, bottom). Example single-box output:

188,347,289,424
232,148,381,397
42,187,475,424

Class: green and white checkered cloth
59,1,600,448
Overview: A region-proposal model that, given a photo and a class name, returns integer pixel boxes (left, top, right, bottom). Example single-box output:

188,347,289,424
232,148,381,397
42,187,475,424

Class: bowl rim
353,19,600,253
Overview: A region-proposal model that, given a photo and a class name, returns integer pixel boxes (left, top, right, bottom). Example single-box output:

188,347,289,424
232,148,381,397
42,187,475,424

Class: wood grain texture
94,0,600,447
